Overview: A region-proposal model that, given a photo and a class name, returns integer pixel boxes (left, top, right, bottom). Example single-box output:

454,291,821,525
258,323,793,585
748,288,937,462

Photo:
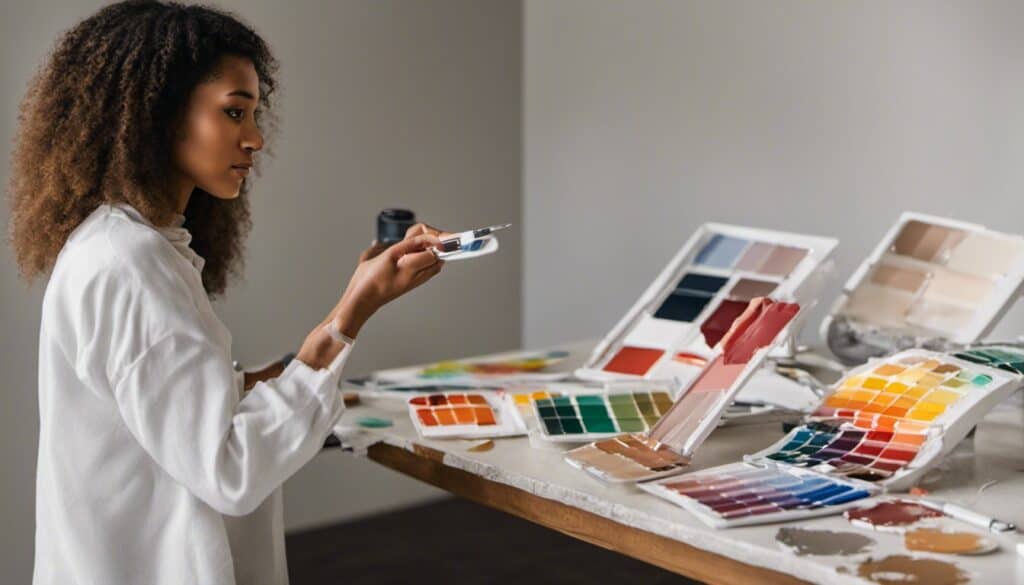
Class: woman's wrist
330,292,375,339
295,296,372,371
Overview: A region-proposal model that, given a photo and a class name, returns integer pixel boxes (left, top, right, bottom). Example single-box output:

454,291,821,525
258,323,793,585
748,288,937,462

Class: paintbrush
917,498,1017,533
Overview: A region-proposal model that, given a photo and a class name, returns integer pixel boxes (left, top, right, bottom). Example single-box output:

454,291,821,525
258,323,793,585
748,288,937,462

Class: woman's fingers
405,223,439,238
410,259,444,288
387,233,441,260
405,222,454,240
397,249,440,272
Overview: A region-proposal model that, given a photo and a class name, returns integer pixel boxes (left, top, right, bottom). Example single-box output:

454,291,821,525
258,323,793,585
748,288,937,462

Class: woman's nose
241,125,263,152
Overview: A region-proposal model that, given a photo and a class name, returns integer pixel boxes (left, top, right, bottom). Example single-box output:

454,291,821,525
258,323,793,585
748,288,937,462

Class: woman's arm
106,231,444,516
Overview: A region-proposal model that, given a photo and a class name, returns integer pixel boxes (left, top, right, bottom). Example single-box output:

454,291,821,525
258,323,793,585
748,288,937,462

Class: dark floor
286,497,702,585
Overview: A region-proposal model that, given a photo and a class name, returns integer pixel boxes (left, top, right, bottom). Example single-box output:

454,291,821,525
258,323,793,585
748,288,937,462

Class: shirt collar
112,202,206,274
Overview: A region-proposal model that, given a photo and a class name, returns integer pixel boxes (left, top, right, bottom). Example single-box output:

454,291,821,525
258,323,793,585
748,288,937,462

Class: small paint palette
531,389,676,442
577,224,837,382
641,348,1024,527
565,298,802,482
407,392,526,439
824,213,1024,362
638,462,878,528
435,235,499,261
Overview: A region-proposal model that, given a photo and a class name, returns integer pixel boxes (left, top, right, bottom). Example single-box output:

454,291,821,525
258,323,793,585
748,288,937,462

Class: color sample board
577,224,837,382
565,298,802,482
639,348,1024,527
407,392,526,439
824,213,1024,361
531,389,676,442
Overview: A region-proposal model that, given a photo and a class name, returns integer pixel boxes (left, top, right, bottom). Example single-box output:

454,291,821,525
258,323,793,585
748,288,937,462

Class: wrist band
323,320,356,346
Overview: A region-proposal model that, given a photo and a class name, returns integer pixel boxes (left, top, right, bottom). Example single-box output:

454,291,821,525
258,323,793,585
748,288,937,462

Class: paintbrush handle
923,500,1016,533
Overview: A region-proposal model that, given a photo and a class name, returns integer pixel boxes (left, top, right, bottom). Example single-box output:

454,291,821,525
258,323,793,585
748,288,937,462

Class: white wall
524,0,1024,350
1,1,521,581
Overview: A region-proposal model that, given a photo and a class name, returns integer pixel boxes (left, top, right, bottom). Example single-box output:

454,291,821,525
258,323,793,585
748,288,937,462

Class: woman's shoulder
49,204,189,298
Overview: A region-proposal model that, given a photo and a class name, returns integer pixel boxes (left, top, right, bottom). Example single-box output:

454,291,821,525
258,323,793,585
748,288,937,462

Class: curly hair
7,0,278,297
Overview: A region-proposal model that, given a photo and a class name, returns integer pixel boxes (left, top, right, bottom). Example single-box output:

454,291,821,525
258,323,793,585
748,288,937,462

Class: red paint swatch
720,299,800,364
700,299,750,348
603,346,665,375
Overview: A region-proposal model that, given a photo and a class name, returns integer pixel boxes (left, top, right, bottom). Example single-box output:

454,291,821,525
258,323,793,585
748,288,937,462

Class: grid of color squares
580,225,835,382
564,435,690,482
758,421,925,483
637,463,876,529
811,353,994,433
833,214,1024,343
532,390,675,442
407,393,525,439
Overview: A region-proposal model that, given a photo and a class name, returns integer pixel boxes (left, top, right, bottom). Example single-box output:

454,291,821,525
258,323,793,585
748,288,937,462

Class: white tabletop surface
336,341,1024,584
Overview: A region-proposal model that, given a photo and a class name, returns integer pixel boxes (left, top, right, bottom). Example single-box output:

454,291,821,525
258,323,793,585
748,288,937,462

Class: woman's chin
205,185,243,200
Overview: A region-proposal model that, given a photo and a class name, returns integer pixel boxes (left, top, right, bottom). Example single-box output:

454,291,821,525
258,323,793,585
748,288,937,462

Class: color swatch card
375,349,573,389
577,224,836,383
530,387,677,443
639,348,1024,528
638,462,878,529
407,392,526,439
565,298,802,482
824,213,1024,363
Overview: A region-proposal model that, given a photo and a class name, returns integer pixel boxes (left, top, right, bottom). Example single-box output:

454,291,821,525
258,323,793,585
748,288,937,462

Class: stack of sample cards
576,224,837,383
565,298,802,482
639,348,1024,528
824,213,1024,363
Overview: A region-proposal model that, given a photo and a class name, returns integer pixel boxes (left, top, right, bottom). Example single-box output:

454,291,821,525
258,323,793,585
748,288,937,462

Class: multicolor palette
407,392,525,439
577,224,836,382
639,348,1024,527
374,349,572,389
419,350,570,378
531,389,676,442
824,213,1024,363
566,298,802,482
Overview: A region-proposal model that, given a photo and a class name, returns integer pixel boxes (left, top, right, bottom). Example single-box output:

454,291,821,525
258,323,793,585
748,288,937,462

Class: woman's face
171,55,263,203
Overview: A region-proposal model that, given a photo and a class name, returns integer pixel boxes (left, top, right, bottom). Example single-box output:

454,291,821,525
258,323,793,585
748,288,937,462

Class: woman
8,2,446,583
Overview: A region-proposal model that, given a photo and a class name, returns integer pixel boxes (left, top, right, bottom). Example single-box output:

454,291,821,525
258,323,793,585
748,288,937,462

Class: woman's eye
224,108,245,121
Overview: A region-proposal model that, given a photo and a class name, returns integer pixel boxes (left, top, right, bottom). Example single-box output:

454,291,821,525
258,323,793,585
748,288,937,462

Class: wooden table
334,342,1024,585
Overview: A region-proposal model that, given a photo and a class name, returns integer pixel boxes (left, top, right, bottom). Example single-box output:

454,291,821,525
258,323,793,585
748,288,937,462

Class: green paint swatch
535,391,675,437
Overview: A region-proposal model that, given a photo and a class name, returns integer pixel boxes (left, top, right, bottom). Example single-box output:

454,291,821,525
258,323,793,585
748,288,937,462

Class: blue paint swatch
695,235,749,268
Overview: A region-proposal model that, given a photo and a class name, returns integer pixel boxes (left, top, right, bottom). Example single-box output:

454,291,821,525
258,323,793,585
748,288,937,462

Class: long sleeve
86,224,356,518
112,328,352,516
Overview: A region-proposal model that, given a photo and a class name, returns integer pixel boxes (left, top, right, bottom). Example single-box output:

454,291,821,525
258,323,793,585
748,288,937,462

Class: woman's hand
359,222,452,262
338,233,445,326
295,224,449,371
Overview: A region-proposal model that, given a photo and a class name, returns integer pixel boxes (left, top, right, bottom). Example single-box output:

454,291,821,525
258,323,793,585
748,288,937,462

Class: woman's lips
230,166,250,178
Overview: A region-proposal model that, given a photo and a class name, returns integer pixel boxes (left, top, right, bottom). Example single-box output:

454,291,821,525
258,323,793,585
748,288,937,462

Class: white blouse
33,203,352,585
